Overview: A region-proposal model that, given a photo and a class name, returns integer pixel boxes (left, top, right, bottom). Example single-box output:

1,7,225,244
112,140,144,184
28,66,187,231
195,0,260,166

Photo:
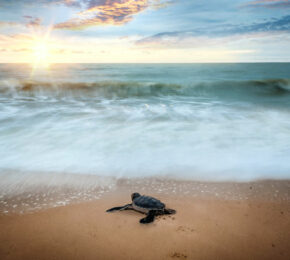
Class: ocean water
0,63,290,183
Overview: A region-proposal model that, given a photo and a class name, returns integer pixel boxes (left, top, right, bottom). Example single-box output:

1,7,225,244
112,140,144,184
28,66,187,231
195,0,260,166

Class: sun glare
29,26,54,74
32,40,51,69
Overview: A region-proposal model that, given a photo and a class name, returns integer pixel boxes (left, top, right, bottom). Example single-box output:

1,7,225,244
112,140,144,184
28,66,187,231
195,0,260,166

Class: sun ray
30,26,54,77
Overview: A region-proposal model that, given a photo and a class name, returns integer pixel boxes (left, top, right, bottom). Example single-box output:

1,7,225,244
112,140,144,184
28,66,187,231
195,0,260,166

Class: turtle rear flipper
106,204,132,212
140,210,156,224
163,208,176,215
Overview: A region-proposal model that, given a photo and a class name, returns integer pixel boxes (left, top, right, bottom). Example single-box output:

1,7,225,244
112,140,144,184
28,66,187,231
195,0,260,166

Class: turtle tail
164,208,176,215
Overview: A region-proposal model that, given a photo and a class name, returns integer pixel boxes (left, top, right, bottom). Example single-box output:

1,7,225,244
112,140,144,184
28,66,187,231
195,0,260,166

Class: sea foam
0,63,290,183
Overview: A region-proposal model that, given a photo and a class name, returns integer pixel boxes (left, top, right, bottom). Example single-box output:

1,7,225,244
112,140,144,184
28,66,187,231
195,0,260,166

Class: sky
0,0,289,63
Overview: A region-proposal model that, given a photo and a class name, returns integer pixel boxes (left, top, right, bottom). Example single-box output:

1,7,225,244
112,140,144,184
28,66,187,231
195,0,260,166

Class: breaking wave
1,78,290,100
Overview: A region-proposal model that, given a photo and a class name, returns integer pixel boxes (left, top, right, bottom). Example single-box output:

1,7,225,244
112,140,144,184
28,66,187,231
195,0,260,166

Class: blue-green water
0,63,290,181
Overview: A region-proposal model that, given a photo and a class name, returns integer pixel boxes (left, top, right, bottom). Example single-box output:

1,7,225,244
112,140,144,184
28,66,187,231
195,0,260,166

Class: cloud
55,0,147,29
228,15,290,34
0,0,80,8
0,33,34,45
0,0,170,30
0,21,19,28
136,15,290,48
243,0,290,8
12,48,30,52
23,16,42,28
0,16,42,30
54,0,171,29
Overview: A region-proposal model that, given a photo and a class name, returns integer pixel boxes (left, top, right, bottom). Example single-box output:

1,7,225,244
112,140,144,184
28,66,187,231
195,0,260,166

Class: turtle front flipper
163,208,176,215
140,210,156,224
106,204,132,212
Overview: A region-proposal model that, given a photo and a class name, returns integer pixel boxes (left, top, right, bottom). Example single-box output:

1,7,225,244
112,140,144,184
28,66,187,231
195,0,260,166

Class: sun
29,26,54,73
32,39,51,69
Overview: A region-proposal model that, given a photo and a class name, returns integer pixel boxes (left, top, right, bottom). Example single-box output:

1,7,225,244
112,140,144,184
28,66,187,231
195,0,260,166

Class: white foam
1,64,290,184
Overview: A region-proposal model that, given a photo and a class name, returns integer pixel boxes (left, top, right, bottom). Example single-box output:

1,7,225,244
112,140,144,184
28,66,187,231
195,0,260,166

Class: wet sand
0,180,290,260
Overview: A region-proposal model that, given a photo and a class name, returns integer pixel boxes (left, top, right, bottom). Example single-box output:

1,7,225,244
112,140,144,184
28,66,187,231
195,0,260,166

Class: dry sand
0,181,290,260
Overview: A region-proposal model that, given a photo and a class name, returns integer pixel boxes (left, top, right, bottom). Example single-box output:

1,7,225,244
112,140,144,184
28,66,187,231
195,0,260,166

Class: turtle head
131,192,141,201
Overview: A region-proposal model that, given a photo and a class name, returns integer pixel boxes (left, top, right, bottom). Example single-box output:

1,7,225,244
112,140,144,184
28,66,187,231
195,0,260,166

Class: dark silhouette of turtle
106,192,176,224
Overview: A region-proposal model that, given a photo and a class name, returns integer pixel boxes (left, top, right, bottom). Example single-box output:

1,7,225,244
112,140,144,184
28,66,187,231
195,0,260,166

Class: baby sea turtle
106,192,176,224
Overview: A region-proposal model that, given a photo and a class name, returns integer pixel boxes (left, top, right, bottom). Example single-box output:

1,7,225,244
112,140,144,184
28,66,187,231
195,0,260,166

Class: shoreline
0,179,290,259
1,176,290,215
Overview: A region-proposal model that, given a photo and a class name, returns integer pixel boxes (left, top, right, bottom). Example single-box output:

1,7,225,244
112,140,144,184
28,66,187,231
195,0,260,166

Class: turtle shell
133,195,165,210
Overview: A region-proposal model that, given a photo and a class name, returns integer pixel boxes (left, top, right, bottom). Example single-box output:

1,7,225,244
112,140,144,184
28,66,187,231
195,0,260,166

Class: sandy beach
0,179,289,260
